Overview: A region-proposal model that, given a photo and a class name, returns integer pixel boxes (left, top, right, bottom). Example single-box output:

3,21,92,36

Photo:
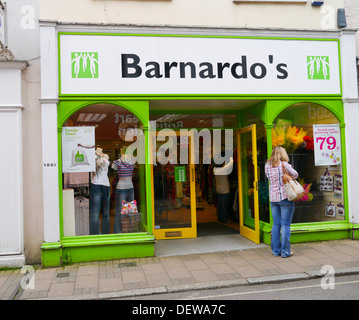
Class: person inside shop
213,154,234,223
265,146,298,258
89,147,111,235
112,147,135,233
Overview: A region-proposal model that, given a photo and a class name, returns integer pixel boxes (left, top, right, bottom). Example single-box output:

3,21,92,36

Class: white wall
345,0,359,89
39,0,344,30
344,0,359,226
3,0,43,264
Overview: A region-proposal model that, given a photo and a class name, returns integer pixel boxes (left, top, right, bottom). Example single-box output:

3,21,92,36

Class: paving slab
1,239,359,300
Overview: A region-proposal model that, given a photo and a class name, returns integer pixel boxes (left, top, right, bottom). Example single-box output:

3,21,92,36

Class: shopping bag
325,203,336,217
320,169,334,192
282,163,305,201
121,200,138,214
337,203,345,217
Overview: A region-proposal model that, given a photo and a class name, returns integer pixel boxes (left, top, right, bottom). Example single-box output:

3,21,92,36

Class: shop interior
151,126,240,238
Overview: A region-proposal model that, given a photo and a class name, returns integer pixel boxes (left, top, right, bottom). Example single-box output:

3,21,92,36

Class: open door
151,130,197,239
237,125,260,244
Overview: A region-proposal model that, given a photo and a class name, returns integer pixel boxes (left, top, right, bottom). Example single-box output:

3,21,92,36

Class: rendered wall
39,0,344,30
345,0,359,92
5,0,43,264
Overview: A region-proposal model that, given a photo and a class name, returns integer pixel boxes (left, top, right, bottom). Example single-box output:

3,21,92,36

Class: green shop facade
39,23,359,267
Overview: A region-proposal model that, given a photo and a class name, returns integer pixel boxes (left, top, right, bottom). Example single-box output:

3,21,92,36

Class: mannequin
111,147,135,233
89,147,110,234
213,156,234,223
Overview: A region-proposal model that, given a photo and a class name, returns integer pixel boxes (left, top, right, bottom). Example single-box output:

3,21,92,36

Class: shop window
272,102,345,223
61,103,146,237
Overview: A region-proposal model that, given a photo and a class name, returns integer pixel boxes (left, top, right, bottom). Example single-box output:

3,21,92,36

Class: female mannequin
111,148,135,233
89,148,110,234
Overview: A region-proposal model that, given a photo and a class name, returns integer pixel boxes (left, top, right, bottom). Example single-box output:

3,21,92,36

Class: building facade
1,0,359,268
0,0,42,267
345,0,359,91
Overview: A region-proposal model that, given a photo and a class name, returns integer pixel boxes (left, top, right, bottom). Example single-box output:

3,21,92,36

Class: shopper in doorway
265,146,298,258
213,156,234,223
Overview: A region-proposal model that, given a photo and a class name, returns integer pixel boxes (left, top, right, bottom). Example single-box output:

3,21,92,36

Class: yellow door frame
151,130,197,239
237,125,260,244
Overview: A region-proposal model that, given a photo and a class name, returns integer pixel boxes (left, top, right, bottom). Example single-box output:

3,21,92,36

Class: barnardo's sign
59,34,341,95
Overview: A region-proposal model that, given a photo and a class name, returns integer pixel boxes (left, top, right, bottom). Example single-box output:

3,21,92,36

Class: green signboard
175,166,186,182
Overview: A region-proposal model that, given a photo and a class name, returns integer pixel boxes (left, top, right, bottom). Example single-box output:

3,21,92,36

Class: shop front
40,25,358,267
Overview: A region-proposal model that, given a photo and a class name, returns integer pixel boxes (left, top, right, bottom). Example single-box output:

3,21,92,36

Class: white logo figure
82,53,89,72
72,53,83,78
321,57,330,80
307,57,315,79
88,53,99,78
315,56,321,74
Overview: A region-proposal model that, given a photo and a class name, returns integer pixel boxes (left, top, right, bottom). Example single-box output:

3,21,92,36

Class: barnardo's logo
71,52,99,78
307,56,330,80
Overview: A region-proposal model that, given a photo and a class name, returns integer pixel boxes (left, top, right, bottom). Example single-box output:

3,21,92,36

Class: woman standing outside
265,146,298,258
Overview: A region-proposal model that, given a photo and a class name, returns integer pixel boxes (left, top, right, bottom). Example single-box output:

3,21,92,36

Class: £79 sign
313,124,341,166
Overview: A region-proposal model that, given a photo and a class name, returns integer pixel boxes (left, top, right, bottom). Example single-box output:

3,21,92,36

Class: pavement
2,238,359,300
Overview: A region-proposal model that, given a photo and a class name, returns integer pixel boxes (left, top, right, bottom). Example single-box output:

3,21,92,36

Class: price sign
313,124,341,166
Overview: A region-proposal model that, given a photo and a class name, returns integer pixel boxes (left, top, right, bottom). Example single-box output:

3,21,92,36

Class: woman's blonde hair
267,146,289,167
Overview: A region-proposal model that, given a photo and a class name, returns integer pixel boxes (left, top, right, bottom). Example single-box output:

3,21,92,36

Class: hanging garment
75,196,90,236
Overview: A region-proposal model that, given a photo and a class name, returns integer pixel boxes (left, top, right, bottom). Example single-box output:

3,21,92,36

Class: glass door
237,125,260,244
152,130,196,239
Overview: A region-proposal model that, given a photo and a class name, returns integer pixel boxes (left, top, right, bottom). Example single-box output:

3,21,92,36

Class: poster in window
62,126,96,173
313,124,341,166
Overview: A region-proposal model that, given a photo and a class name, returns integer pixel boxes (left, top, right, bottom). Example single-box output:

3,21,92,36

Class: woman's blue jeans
114,188,134,233
89,183,110,235
270,198,295,258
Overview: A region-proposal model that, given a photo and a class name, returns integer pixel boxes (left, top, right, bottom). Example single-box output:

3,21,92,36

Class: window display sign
62,127,96,173
313,124,341,166
174,166,186,182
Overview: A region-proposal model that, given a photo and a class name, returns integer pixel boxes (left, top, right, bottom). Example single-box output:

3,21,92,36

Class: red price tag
315,136,337,150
